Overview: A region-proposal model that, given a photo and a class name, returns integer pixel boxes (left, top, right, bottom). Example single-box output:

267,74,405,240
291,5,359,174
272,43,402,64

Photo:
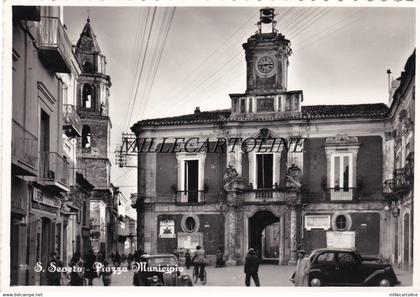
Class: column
225,190,238,266
288,207,297,265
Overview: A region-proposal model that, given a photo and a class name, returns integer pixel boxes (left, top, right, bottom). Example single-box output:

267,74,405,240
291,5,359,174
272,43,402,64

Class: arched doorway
248,211,280,262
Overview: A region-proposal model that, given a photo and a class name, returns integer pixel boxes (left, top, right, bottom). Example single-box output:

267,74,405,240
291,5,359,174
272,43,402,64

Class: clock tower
230,8,303,117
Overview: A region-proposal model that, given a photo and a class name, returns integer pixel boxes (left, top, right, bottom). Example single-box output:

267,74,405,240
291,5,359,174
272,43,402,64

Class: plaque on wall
305,215,331,230
159,219,176,238
177,232,202,252
326,231,356,249
256,98,275,112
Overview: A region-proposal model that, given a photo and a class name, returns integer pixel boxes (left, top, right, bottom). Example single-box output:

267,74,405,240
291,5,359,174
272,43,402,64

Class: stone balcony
243,188,287,204
63,104,82,137
37,16,73,73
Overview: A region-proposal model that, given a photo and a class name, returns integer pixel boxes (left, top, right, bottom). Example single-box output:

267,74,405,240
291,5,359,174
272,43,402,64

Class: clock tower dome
230,8,303,117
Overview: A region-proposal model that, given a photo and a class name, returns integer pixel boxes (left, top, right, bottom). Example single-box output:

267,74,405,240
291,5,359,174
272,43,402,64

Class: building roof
75,18,101,54
131,103,389,130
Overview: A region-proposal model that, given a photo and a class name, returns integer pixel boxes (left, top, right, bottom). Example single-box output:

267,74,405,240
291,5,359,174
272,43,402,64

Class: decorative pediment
251,128,277,140
325,133,359,146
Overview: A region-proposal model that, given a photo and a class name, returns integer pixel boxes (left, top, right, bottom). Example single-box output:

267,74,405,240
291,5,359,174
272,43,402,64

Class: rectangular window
184,160,199,203
40,110,50,152
330,153,353,200
285,98,291,111
278,96,282,111
256,154,273,189
248,98,253,113
256,98,274,112
240,99,246,113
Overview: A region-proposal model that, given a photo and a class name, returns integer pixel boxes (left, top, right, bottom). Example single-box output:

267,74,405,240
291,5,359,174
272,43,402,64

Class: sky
62,6,415,199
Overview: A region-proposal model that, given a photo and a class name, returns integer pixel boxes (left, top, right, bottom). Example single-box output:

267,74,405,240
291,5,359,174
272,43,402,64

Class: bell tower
244,8,292,94
75,17,112,194
230,8,302,118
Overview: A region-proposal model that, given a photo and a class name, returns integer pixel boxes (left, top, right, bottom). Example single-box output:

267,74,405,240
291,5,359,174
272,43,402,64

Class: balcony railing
243,188,286,203
12,121,38,176
37,16,72,73
383,167,413,198
39,152,69,191
175,190,206,205
328,187,355,201
63,104,82,137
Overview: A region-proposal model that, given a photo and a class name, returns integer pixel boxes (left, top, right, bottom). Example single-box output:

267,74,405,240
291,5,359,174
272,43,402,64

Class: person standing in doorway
291,250,311,286
244,248,260,287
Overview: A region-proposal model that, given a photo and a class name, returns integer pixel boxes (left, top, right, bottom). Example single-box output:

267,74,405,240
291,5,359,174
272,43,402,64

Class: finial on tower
257,8,277,34
87,8,90,23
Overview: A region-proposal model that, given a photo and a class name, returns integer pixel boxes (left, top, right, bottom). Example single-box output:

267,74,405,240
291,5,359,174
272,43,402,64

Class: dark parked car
307,248,400,287
133,254,193,286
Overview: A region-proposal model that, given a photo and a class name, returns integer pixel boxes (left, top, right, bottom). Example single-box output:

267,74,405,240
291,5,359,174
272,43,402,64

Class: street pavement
91,264,413,287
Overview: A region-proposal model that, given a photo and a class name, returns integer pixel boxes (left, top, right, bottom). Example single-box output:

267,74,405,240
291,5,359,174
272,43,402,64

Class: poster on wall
159,219,176,238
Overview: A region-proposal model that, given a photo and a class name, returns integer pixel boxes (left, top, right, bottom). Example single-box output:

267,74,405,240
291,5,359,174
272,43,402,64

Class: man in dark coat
244,248,260,287
46,252,63,285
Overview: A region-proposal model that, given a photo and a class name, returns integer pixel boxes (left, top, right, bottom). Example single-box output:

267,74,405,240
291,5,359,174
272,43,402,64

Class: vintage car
307,248,400,287
133,254,193,286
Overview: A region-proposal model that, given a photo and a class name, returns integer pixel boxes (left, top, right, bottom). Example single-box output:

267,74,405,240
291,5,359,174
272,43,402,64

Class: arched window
82,84,93,109
82,61,93,73
82,125,91,148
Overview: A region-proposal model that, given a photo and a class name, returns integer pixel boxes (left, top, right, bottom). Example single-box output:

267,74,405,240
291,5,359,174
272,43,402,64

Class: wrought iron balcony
382,164,413,199
37,16,73,73
39,152,69,192
243,188,286,203
327,187,355,201
175,190,206,205
63,104,82,137
12,121,38,176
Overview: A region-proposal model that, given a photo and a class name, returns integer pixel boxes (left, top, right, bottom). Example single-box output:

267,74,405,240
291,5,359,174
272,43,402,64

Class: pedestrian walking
127,253,134,270
192,246,206,281
46,252,63,286
184,249,192,269
99,261,112,286
244,248,260,287
114,251,121,267
215,248,224,268
69,252,85,286
291,250,311,286
84,249,97,286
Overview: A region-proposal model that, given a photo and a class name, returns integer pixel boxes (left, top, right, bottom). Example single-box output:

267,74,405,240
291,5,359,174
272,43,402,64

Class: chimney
194,107,201,114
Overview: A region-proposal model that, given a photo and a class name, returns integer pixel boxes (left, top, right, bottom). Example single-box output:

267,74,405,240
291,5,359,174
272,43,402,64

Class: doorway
248,211,280,262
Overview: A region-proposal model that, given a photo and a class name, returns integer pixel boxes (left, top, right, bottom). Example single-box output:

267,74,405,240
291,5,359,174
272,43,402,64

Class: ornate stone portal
222,165,299,265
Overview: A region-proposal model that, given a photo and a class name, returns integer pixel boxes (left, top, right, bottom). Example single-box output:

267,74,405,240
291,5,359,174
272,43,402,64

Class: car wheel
379,278,391,286
310,277,321,287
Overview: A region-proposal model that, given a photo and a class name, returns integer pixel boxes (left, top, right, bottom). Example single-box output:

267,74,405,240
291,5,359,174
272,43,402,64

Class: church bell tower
75,17,112,196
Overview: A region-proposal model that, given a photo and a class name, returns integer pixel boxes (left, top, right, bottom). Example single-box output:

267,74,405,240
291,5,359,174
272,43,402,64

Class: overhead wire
137,7,176,119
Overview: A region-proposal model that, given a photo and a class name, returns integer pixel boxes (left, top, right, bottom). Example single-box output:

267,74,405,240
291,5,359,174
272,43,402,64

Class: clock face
256,56,275,75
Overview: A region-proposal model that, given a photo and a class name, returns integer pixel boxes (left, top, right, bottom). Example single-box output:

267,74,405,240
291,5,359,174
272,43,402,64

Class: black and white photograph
0,1,418,294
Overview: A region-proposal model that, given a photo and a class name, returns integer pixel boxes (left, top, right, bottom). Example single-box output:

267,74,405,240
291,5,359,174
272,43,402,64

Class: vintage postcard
0,1,418,296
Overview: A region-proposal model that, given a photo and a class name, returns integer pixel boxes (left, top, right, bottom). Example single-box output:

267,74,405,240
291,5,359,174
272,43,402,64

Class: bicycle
192,263,207,285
